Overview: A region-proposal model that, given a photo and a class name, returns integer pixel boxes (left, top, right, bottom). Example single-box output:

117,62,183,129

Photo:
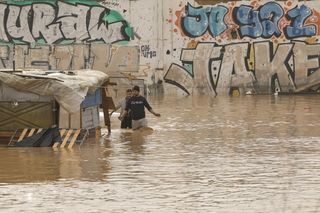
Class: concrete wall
160,0,320,95
0,0,138,74
1,0,320,96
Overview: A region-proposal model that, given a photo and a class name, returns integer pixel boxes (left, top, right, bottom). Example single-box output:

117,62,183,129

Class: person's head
132,85,140,96
126,89,132,97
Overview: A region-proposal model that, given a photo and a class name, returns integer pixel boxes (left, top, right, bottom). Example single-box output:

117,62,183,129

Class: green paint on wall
106,10,125,23
36,38,47,45
60,0,99,6
5,0,56,6
0,41,13,47
125,27,134,40
59,40,76,45
116,41,129,45
12,39,27,45
0,0,133,45
183,63,193,76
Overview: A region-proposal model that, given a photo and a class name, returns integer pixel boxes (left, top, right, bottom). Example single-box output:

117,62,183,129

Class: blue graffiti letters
180,3,317,40
182,3,227,37
182,3,210,37
235,2,283,38
208,6,228,37
235,5,262,38
259,2,283,37
284,5,316,38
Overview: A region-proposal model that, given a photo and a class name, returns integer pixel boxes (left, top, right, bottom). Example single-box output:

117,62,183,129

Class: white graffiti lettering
7,5,35,43
32,4,63,44
165,41,320,95
0,1,129,44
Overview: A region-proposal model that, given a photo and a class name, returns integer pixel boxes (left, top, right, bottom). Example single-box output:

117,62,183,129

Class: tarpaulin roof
0,70,108,113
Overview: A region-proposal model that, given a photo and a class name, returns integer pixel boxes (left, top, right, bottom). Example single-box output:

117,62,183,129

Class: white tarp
0,70,108,113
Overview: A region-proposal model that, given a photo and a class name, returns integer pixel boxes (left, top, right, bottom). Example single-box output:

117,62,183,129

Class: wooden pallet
8,128,88,148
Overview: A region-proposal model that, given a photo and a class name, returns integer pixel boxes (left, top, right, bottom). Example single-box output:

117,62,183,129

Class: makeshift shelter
0,69,109,145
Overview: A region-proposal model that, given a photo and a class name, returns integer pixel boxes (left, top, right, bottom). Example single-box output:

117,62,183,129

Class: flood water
1,94,320,212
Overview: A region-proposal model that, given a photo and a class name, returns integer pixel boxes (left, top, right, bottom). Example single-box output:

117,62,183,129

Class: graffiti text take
0,1,129,44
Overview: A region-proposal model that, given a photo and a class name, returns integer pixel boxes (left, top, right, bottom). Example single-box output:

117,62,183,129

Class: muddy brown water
0,95,320,212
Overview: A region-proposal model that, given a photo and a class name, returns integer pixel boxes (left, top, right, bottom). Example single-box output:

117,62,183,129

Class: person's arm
109,102,121,116
119,99,130,120
118,110,128,120
144,98,161,117
149,108,161,117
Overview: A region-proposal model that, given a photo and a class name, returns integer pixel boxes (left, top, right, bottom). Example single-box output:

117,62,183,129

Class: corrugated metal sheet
0,102,56,130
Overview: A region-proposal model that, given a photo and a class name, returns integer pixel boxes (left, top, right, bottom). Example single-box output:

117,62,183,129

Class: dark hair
126,89,132,92
132,85,140,92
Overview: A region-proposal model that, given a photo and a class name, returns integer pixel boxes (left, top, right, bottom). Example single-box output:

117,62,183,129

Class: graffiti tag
0,1,131,44
180,2,317,39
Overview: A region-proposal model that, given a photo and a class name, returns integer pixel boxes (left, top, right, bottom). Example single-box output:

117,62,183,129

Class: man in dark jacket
120,85,160,130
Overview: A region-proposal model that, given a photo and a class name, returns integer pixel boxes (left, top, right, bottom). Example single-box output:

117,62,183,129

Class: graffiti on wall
166,1,320,95
0,44,139,73
178,2,319,41
165,41,320,95
140,45,157,58
0,0,138,74
0,0,132,44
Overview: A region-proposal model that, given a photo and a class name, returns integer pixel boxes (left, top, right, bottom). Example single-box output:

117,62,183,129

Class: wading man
120,85,160,130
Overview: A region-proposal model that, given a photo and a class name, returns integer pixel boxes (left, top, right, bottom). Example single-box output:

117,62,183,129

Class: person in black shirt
110,89,133,129
120,85,160,130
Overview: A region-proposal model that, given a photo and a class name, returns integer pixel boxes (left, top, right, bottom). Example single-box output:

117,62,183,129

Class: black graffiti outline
257,1,284,39
164,63,191,95
208,43,224,96
31,2,63,44
253,40,294,93
284,5,316,39
0,1,130,44
165,40,320,95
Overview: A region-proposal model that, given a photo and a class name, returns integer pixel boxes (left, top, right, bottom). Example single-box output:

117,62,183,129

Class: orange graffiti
306,9,320,36
187,40,198,48
175,7,186,37
220,6,239,41
250,1,260,9
305,37,318,44
285,1,292,7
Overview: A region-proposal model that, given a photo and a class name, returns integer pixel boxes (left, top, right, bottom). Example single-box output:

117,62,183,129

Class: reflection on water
1,95,320,212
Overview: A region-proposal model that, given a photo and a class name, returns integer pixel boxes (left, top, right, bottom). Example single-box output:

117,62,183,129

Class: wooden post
100,82,116,134
95,127,101,142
